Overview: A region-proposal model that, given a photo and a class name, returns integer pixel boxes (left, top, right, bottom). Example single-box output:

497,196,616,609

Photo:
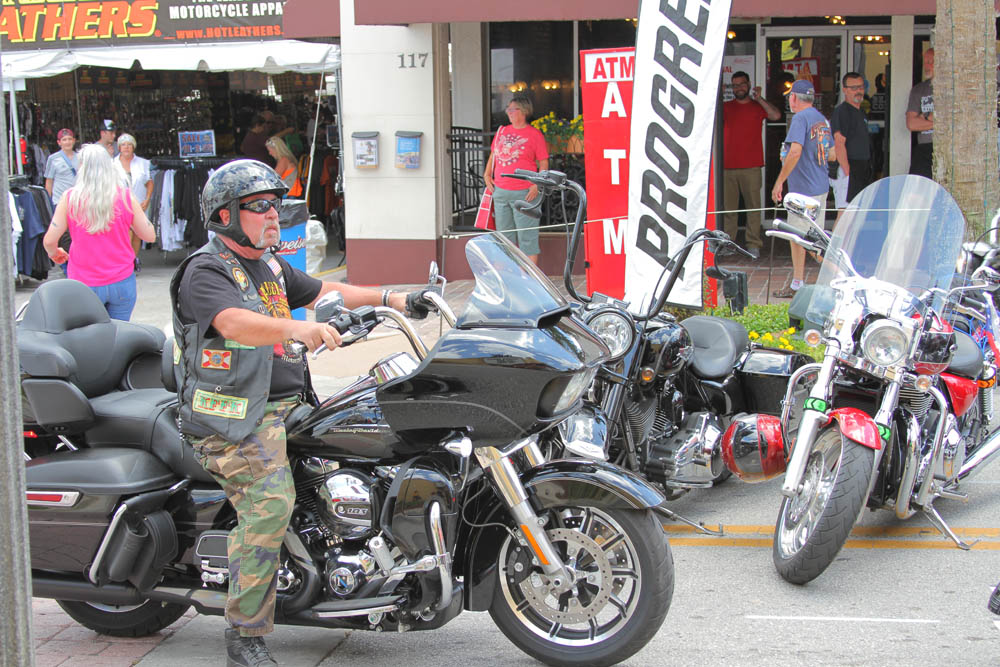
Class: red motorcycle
723,175,1000,584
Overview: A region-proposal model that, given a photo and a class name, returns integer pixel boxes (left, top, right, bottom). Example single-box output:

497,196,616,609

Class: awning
1,40,341,80
347,0,941,24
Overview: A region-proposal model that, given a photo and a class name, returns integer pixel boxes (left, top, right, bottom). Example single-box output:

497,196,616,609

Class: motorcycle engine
315,469,378,540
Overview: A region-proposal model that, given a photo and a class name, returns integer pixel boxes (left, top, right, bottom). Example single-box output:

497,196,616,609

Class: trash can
278,199,309,320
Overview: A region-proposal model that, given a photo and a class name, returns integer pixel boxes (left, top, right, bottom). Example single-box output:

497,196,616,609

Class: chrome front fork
781,354,838,497
475,443,572,585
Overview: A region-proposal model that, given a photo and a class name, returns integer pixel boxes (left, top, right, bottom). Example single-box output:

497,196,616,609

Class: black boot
225,627,278,667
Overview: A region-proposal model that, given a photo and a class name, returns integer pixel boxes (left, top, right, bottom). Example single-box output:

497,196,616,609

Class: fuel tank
287,374,404,460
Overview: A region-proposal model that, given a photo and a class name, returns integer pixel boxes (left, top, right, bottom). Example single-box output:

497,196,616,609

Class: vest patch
232,267,250,291
224,339,256,350
192,389,248,419
173,343,182,365
201,349,232,370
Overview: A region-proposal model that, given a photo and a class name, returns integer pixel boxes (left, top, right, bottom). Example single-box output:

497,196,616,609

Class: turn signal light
639,367,656,383
804,329,822,347
23,430,38,438
978,376,996,389
914,375,933,392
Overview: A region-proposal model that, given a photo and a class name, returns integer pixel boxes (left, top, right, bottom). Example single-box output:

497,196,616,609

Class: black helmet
202,159,287,247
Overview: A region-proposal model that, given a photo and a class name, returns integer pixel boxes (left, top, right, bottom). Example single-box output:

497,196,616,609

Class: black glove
406,289,434,320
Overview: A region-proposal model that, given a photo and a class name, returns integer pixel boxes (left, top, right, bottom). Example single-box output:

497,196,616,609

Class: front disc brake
516,528,614,625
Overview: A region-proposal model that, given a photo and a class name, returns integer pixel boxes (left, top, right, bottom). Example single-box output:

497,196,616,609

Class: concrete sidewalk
17,242,812,666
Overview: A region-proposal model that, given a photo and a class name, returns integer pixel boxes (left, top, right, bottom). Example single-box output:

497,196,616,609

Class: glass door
758,28,846,221
848,30,891,180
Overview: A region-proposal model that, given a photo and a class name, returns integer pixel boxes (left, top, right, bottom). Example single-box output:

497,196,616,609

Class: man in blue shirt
771,80,834,298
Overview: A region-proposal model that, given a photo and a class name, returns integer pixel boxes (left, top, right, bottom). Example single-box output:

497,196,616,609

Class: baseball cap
99,119,116,132
57,128,75,140
785,80,815,96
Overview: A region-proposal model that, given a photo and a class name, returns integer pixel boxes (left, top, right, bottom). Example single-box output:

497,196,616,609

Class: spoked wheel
489,506,673,667
57,599,189,637
772,425,875,584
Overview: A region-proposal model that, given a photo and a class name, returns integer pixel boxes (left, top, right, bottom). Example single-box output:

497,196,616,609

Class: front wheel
772,425,875,584
56,599,189,637
489,506,673,667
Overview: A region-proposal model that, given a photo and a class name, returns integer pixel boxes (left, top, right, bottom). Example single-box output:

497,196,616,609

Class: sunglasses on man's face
239,198,282,214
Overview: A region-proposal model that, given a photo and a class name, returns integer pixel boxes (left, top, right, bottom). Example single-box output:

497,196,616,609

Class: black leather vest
169,237,283,442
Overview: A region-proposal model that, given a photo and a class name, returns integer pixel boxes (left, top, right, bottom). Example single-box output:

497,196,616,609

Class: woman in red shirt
483,95,549,265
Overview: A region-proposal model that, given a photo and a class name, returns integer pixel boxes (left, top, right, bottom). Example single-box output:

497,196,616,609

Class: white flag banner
624,0,732,312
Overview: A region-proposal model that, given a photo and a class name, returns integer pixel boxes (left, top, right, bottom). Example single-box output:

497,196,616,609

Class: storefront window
488,22,574,129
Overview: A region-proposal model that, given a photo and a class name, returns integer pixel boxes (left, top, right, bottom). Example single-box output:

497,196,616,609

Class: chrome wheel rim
498,507,642,647
776,430,844,558
85,602,147,613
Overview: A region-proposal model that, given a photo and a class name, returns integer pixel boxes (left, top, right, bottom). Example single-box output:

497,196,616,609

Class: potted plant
531,112,584,155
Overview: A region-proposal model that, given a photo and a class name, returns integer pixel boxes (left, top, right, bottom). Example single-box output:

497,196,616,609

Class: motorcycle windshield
805,175,965,324
456,233,569,327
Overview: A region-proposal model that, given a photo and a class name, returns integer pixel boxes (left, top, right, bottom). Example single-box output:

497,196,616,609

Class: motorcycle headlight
586,309,634,360
860,319,909,367
550,367,598,415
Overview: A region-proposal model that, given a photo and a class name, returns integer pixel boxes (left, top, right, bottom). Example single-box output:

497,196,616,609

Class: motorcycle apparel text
170,236,321,441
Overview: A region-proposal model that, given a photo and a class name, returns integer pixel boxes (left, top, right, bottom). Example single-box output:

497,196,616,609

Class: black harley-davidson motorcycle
18,233,673,666
509,169,812,501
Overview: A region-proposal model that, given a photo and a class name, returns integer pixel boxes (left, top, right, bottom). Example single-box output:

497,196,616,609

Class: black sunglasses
239,198,282,214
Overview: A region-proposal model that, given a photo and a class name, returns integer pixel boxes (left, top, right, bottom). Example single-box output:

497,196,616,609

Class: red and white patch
201,349,232,370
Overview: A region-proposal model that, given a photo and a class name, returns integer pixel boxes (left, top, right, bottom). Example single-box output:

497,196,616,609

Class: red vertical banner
580,48,635,299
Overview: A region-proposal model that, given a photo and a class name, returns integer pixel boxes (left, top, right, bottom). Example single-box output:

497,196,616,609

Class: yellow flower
786,327,796,335
761,333,774,342
779,337,790,345
748,331,760,340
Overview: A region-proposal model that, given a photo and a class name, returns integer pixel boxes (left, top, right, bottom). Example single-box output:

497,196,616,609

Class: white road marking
746,615,939,624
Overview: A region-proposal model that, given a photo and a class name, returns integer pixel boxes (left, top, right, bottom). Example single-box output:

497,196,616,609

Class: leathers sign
0,0,286,50
624,0,731,310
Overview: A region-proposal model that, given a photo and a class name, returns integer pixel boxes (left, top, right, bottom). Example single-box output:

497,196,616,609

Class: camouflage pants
192,398,298,637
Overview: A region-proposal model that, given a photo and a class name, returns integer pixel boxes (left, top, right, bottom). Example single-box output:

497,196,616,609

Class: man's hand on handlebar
290,320,342,352
405,287,442,320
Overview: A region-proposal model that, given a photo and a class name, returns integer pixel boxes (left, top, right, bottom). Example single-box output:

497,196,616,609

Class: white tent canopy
1,40,340,79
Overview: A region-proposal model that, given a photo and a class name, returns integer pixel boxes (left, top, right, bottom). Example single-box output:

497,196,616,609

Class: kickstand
922,504,977,550
651,504,725,536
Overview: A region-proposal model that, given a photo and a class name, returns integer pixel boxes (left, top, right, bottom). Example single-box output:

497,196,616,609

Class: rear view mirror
314,291,345,322
783,193,822,226
972,266,1000,293
428,261,439,285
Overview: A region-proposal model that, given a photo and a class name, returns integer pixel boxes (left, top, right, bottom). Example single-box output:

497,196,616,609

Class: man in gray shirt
43,128,79,205
906,48,934,179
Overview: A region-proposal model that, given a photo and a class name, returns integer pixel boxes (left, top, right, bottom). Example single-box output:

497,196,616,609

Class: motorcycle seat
87,388,216,483
680,316,749,380
17,279,165,398
947,329,984,379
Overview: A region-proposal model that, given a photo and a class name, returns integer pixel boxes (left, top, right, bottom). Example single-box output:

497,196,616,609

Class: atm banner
579,47,635,300
0,0,286,50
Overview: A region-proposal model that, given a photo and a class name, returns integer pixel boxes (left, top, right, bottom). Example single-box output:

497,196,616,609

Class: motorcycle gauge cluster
585,308,634,360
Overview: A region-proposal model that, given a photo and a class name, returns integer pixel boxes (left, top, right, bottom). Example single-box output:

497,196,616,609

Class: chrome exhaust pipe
957,425,1000,482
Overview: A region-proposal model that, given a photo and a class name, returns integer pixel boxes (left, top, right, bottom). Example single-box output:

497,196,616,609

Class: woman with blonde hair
42,143,156,321
265,135,303,197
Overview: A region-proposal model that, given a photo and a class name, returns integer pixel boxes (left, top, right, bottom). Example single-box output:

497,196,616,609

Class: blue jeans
491,186,541,256
88,273,137,321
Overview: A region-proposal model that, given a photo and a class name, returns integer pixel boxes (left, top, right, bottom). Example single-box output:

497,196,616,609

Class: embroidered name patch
224,339,256,350
232,267,249,291
192,389,248,420
201,349,232,370
173,343,181,365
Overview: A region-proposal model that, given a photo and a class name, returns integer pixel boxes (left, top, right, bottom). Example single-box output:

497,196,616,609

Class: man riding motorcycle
170,160,425,666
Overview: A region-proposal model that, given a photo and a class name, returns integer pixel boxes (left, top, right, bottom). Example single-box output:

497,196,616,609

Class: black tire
56,599,189,637
772,425,875,585
489,507,673,667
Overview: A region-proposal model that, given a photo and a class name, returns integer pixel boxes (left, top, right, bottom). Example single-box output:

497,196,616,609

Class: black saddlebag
26,448,176,576
737,347,813,415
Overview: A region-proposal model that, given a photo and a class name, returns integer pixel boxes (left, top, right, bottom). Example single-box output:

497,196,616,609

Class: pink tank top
66,187,136,287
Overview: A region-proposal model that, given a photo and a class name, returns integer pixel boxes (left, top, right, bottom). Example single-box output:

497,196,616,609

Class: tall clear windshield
805,175,965,323
456,233,569,328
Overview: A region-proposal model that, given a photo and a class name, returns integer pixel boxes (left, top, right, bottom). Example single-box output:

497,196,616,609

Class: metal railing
446,126,586,230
